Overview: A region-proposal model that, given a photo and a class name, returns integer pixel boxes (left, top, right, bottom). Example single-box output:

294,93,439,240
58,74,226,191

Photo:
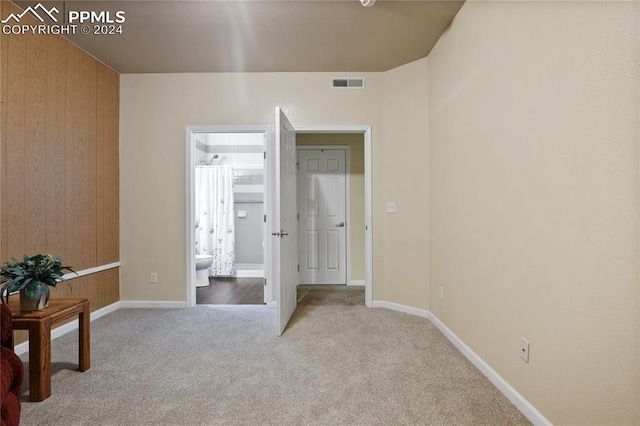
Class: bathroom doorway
187,127,269,305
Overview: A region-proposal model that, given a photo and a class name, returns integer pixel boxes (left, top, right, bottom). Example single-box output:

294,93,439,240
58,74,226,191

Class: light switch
237,210,247,218
386,202,396,213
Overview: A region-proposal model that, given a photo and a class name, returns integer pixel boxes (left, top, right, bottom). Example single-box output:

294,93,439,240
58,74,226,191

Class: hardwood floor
196,277,264,305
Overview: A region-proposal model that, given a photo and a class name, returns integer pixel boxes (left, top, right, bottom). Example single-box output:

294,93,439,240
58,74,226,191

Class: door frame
295,126,373,307
186,124,373,308
185,125,270,308
296,145,351,286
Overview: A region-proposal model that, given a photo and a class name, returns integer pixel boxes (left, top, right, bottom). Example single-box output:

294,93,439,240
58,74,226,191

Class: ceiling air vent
332,78,365,89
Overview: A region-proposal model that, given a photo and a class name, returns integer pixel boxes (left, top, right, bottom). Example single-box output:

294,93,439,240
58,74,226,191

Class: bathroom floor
196,277,264,305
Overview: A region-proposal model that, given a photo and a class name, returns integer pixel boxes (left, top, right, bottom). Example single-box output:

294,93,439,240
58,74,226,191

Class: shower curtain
195,166,235,276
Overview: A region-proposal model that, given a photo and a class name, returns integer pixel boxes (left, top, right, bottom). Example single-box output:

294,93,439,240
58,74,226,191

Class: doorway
186,121,374,331
296,134,366,288
293,128,372,308
186,126,271,306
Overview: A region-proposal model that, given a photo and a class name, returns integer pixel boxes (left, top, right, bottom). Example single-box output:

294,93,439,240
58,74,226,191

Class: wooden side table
7,298,90,401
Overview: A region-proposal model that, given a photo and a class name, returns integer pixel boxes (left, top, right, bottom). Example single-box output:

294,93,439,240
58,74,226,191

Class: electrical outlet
439,286,444,301
520,337,530,363
150,273,158,284
386,202,396,213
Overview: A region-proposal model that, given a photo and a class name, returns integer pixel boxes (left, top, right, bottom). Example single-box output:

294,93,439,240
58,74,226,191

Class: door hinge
297,265,300,272
296,162,299,170
263,151,266,159
264,278,267,287
297,213,299,221
264,214,267,223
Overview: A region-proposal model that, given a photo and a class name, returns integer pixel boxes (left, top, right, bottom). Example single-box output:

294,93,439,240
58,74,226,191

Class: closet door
297,148,347,285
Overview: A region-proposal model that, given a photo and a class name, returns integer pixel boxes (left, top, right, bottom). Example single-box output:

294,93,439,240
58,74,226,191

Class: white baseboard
234,270,264,278
11,295,548,425
91,300,122,319
371,300,549,426
371,300,430,319
348,280,365,286
119,300,188,309
14,300,121,356
428,313,551,426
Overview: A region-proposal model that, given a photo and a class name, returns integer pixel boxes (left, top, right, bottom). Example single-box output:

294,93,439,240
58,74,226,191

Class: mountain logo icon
1,3,59,24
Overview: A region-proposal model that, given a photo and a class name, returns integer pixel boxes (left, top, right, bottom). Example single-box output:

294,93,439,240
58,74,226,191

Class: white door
298,149,347,284
274,107,298,336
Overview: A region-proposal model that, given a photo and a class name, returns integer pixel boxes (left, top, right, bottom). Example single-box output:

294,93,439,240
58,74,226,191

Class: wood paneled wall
0,1,120,322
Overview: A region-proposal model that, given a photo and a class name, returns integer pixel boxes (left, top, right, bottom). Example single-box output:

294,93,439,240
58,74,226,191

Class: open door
274,107,298,335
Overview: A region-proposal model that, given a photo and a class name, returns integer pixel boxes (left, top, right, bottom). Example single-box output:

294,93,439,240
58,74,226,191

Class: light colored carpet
297,285,365,306
19,298,530,425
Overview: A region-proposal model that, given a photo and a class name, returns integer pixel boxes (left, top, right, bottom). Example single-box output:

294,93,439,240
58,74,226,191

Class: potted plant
0,254,75,312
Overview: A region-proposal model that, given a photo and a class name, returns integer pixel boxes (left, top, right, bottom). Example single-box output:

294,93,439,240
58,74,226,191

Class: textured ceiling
14,0,464,73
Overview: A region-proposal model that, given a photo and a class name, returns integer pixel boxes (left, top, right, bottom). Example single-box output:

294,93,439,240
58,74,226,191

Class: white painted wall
120,73,385,302
381,57,430,308
119,4,640,421
428,1,640,424
120,69,434,306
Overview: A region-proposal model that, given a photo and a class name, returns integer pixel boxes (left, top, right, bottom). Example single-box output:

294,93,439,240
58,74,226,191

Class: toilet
195,254,213,287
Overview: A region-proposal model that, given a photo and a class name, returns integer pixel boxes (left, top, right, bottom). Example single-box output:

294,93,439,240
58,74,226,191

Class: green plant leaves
0,254,75,305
